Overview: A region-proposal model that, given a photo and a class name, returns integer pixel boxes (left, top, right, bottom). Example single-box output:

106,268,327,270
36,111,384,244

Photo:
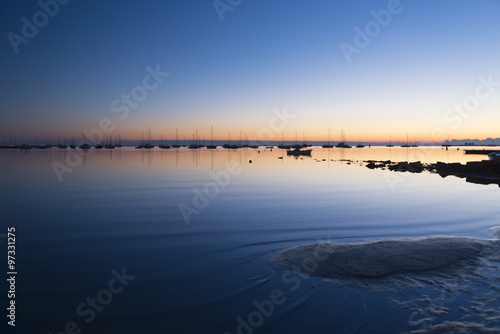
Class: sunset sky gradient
1,0,500,144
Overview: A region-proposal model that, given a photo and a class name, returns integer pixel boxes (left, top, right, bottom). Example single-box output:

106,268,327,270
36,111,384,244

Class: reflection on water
1,145,489,171
1,146,499,333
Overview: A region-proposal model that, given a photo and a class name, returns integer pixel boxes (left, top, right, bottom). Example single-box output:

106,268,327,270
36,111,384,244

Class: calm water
1,146,500,333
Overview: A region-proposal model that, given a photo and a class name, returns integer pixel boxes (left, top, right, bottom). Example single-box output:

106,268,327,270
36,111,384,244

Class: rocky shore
363,159,500,186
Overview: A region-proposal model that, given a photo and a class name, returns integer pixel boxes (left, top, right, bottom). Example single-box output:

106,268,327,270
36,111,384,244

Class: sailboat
356,138,365,148
287,132,312,154
335,129,351,148
188,130,203,149
104,136,115,149
277,132,291,149
144,128,154,148
302,132,311,147
136,128,154,149
411,136,418,147
401,134,410,147
386,137,394,147
70,136,76,149
291,132,302,149
136,131,145,149
79,134,91,150
322,128,334,148
239,131,249,148
171,129,181,148
115,135,122,148
223,132,238,149
207,126,217,149
57,136,68,149
159,134,171,149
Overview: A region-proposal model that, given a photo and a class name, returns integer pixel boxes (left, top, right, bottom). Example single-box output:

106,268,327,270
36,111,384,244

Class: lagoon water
2,146,500,333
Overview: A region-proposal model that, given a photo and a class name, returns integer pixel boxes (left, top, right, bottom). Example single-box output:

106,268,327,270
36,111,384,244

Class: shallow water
1,146,500,333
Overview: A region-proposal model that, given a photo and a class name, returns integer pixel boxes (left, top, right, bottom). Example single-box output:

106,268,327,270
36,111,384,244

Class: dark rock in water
388,161,424,173
362,159,500,187
271,228,500,291
271,237,489,279
431,160,500,185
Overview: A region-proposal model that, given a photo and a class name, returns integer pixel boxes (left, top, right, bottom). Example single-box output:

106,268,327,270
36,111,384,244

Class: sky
1,0,500,144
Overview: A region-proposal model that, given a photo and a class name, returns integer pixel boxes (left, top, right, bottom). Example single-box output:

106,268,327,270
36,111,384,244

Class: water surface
2,146,500,333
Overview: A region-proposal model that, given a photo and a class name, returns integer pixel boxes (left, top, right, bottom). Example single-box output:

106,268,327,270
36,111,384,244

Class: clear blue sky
1,0,500,143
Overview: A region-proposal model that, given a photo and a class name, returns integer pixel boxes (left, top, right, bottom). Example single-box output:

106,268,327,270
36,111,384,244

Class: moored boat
159,134,170,149
207,126,217,149
336,129,351,148
287,148,312,156
488,152,500,162
322,127,334,148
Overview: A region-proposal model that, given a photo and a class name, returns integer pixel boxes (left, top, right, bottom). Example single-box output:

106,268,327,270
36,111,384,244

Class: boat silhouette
322,127,334,148
287,148,312,156
207,126,217,149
